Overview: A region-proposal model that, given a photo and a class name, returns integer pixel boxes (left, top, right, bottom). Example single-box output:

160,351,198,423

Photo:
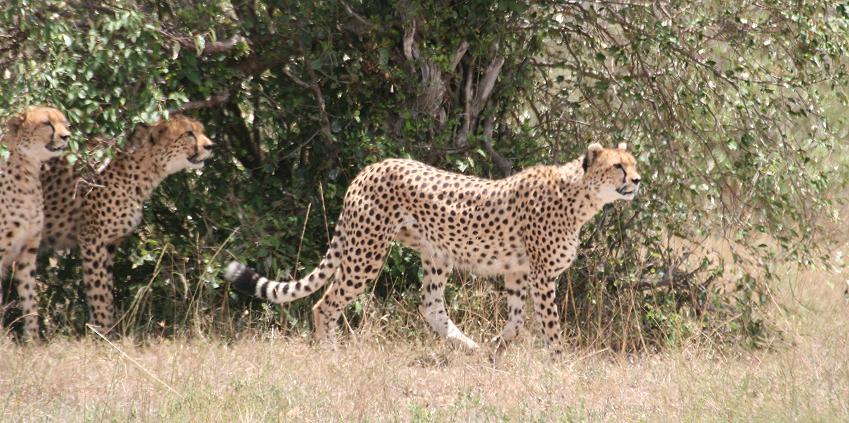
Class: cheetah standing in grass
0,107,71,340
225,143,641,356
39,115,214,334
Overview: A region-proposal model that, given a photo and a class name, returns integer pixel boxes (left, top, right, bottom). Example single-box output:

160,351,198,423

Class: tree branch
277,66,336,145
403,19,416,60
233,54,286,76
340,0,376,30
169,91,231,114
449,40,470,73
475,56,505,108
480,116,512,176
222,101,264,171
281,66,311,89
456,55,505,148
162,33,245,56
200,35,245,54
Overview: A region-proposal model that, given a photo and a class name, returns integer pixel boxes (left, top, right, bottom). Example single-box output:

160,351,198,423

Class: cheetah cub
39,115,214,335
1,107,71,340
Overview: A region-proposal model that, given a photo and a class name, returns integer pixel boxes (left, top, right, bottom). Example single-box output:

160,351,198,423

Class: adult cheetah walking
225,143,641,355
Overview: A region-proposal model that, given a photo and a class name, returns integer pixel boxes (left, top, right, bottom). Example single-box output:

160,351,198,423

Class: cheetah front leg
13,236,46,341
529,270,564,358
492,272,528,353
81,241,116,335
418,249,479,351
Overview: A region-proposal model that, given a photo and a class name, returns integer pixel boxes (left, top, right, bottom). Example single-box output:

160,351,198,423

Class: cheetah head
582,142,641,204
144,115,214,174
3,106,71,162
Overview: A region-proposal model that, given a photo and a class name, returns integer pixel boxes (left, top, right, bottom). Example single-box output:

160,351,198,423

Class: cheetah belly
453,250,531,277
395,217,531,277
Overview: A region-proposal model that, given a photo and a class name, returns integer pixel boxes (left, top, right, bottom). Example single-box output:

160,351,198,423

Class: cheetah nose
631,177,641,185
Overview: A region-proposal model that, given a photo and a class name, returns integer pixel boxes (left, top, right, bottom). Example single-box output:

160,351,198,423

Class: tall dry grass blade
119,242,170,334
86,324,183,399
293,202,312,280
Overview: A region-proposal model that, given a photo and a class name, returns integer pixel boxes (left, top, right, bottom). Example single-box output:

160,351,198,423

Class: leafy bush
1,0,847,348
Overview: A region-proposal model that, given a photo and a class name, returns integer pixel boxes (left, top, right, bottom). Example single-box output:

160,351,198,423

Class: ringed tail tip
224,261,258,295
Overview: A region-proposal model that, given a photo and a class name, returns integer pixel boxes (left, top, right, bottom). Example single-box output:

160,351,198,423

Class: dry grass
1,264,847,422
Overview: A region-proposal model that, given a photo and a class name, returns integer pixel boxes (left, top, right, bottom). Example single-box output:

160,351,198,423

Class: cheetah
0,107,71,340
39,115,214,334
225,143,641,356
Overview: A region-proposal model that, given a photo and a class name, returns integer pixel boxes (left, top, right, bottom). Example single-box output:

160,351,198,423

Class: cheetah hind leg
311,230,392,347
418,249,479,351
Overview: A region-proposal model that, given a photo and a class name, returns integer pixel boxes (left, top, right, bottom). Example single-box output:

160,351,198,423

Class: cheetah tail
224,258,335,304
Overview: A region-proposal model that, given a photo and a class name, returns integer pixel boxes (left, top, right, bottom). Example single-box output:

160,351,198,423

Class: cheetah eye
614,163,624,171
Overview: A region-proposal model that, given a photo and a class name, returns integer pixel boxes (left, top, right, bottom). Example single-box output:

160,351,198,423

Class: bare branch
281,66,311,89
305,74,335,145
162,32,245,56
480,116,512,176
475,56,505,108
169,91,231,114
456,68,475,148
403,20,416,60
200,35,245,54
449,40,470,73
456,55,505,148
340,0,376,29
233,54,286,76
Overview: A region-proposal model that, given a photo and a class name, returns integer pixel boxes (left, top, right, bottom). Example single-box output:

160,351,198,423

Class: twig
339,0,376,29
287,31,336,146
317,182,331,243
87,324,184,398
281,67,311,89
293,203,312,280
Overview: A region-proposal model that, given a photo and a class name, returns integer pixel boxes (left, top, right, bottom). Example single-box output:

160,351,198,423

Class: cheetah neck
105,149,172,201
5,147,45,184
574,185,604,224
558,161,605,224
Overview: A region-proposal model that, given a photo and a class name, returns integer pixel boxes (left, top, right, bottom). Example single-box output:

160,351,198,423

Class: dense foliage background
1,0,847,349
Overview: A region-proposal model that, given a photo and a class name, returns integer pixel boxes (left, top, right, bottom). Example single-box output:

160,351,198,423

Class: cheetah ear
129,122,151,144
582,142,603,172
124,122,152,151
4,114,23,137
617,142,627,151
2,114,24,147
147,121,168,145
